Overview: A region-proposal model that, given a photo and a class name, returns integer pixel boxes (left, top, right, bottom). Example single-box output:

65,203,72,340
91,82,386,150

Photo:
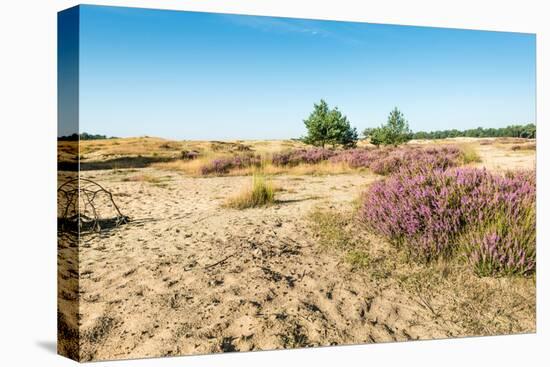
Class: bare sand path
75,170,460,360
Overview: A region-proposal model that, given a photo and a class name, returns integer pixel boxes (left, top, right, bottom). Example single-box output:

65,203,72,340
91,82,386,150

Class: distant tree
303,99,358,148
411,123,536,140
58,132,119,141
57,133,79,141
80,132,108,140
366,107,412,146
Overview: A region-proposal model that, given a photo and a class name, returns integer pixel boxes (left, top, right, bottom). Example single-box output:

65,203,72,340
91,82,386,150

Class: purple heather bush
369,146,463,175
329,145,463,175
463,170,536,276
358,167,535,276
200,154,262,175
329,148,388,168
271,148,336,166
270,145,464,174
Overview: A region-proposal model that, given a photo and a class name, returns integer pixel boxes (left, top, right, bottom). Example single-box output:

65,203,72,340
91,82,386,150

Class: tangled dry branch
58,178,128,233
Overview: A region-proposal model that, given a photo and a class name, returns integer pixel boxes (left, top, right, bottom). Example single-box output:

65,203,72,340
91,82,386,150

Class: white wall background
0,0,547,365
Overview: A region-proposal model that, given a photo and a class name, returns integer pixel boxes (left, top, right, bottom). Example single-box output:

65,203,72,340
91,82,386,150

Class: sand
57,140,536,361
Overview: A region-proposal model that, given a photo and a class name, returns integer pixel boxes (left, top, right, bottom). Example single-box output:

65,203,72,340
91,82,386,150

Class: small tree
362,128,375,140
303,99,358,148
366,107,412,146
368,128,385,147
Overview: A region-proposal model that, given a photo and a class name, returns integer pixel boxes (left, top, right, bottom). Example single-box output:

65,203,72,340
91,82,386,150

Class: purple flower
358,167,535,275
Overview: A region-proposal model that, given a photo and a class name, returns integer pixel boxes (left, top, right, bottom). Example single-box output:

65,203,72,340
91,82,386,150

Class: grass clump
346,250,370,269
308,209,356,249
309,207,372,270
121,173,172,187
224,175,275,209
459,144,482,164
122,173,162,184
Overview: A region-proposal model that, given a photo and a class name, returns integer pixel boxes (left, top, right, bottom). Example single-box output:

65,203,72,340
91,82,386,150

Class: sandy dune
57,140,536,361
72,172,450,360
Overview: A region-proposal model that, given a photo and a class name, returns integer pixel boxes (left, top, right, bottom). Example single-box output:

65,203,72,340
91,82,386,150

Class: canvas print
57,5,536,362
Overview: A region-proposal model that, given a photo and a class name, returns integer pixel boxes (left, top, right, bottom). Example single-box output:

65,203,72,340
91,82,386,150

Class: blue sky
68,5,535,140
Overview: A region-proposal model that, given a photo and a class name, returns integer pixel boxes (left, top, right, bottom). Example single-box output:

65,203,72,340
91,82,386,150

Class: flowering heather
270,145,465,174
464,170,536,276
369,146,463,175
200,154,262,175
271,148,336,166
358,168,535,275
329,145,463,175
329,148,388,168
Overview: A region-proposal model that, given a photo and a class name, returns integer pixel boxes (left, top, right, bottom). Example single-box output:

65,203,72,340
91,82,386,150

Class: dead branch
57,178,129,233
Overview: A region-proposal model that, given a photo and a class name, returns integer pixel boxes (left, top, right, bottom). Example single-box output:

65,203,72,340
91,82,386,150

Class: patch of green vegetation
346,250,370,269
308,208,356,250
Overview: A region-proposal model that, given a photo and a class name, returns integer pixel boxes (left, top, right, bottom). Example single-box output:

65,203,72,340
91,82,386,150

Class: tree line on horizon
302,99,535,148
57,132,118,141
410,124,536,140
58,102,535,146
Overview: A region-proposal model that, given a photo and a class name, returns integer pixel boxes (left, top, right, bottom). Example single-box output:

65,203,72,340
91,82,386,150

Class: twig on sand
416,295,440,318
192,214,215,225
203,252,237,270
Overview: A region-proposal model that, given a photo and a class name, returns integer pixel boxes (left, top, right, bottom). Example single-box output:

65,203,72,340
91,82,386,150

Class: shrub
271,148,336,167
462,171,536,276
359,167,461,260
369,146,463,175
358,168,536,275
270,145,466,175
181,150,200,160
329,148,387,168
200,154,261,175
224,175,275,209
199,144,475,176
329,145,463,175
466,210,535,276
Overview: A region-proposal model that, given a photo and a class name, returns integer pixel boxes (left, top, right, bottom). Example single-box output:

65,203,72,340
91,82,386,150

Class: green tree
303,99,358,148
362,128,375,139
367,107,412,146
368,128,386,146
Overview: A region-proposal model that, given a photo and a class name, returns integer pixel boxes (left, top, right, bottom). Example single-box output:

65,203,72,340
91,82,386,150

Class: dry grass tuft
223,175,275,209
308,207,373,272
479,139,494,145
153,155,219,175
308,208,358,250
156,157,359,177
121,173,172,187
459,144,482,164
511,143,536,151
122,174,162,183
260,161,358,176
